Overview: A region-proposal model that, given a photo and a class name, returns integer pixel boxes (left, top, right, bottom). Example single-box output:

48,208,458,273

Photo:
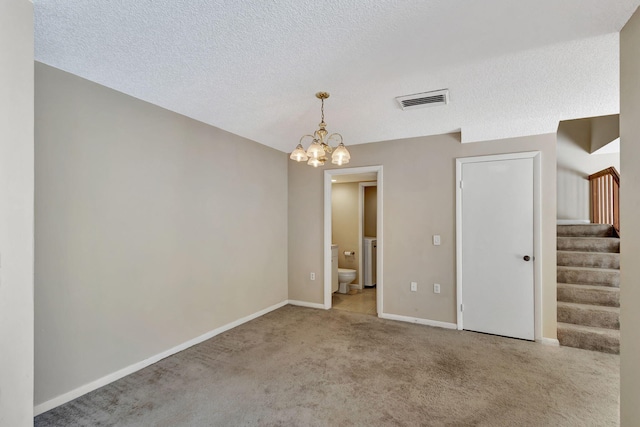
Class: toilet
337,268,357,294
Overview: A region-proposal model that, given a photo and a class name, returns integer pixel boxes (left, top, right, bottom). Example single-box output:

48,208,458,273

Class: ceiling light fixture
290,92,350,167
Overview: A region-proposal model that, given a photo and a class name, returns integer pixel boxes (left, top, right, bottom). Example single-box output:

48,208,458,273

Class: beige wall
620,7,640,425
0,1,34,425
289,133,557,338
590,115,619,153
332,183,360,283
557,118,620,221
364,186,377,238
35,63,288,406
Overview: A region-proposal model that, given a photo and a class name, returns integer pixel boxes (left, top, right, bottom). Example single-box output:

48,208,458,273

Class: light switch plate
410,282,417,292
433,235,441,245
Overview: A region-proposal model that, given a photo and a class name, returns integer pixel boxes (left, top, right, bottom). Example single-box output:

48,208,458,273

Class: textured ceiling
34,0,640,152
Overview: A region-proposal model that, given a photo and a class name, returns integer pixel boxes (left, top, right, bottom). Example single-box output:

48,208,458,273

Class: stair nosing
557,263,620,270
557,283,620,292
557,301,620,312
557,250,619,254
557,322,621,336
557,236,619,240
557,266,620,273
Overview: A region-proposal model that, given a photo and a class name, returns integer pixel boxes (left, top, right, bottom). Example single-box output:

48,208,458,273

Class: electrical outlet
433,235,441,246
434,283,441,294
310,272,315,280
410,282,417,292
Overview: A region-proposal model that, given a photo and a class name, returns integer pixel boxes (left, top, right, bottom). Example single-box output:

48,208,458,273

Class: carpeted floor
35,305,620,426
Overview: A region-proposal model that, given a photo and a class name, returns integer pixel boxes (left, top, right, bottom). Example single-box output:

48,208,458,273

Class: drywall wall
620,7,640,426
34,63,288,406
332,183,360,284
590,115,619,153
0,1,34,425
364,186,377,238
289,132,557,339
557,118,620,221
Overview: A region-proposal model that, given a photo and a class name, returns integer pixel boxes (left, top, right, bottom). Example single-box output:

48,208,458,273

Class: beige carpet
35,305,619,426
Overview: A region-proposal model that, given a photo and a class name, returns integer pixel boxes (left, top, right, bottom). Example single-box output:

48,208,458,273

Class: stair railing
589,166,620,234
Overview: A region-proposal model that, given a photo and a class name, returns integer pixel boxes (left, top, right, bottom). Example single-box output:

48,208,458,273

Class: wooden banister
589,167,620,235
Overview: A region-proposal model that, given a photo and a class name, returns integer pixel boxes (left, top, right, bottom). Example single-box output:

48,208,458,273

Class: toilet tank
331,245,339,293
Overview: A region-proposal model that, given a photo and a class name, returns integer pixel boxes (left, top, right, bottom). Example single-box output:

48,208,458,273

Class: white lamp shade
290,144,309,162
331,143,351,165
306,140,325,159
307,157,325,167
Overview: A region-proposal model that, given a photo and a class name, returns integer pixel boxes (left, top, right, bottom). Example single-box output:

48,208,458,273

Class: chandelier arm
299,134,316,145
327,133,343,148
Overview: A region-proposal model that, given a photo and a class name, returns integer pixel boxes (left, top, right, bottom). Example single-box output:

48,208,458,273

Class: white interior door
460,157,535,340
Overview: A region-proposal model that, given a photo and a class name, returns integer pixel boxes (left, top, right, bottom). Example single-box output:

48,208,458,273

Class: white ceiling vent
396,89,449,110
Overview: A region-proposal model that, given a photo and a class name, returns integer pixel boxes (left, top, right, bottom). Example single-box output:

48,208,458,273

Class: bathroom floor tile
331,287,376,316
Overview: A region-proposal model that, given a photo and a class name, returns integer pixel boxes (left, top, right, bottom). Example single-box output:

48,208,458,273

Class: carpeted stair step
557,302,619,329
557,237,620,253
555,224,621,354
557,224,615,237
557,283,620,307
557,322,620,354
557,251,620,269
557,266,619,287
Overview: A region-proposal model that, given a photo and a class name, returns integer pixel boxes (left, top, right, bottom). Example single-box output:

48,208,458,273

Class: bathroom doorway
323,166,383,315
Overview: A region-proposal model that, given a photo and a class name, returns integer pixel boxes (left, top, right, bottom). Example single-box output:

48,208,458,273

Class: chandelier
290,92,351,167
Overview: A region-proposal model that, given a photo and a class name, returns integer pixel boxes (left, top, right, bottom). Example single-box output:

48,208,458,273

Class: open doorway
555,116,621,353
323,166,383,314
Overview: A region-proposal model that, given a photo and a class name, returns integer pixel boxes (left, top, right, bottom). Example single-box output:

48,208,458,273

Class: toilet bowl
337,268,357,294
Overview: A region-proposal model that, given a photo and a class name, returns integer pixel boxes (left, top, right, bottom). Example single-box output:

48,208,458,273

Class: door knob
523,255,531,261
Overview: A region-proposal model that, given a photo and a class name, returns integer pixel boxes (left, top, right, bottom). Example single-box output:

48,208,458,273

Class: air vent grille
396,89,449,110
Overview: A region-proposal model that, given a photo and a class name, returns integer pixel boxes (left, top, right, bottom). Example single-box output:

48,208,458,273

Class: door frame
358,181,377,290
455,151,542,340
324,166,383,312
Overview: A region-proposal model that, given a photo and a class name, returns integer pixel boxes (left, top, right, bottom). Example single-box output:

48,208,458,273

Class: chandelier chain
321,98,325,123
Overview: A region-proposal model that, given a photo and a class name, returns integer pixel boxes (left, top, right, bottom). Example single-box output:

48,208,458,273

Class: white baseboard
536,337,560,346
557,219,590,225
287,300,326,310
378,312,457,330
34,300,289,416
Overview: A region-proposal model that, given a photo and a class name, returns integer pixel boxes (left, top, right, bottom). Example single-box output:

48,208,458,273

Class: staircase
557,224,620,354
